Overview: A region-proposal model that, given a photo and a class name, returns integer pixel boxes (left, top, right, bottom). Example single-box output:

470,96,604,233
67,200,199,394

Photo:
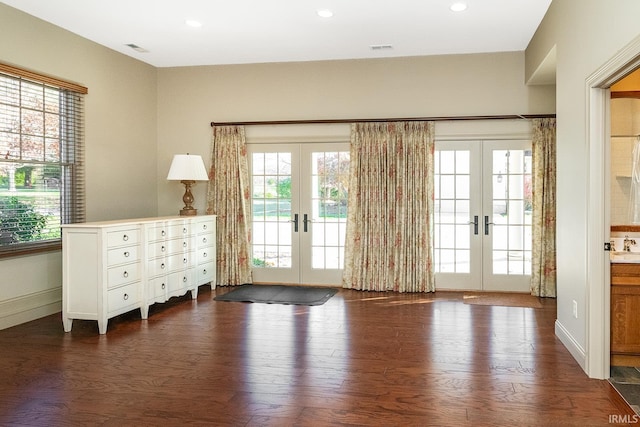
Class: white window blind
0,63,86,257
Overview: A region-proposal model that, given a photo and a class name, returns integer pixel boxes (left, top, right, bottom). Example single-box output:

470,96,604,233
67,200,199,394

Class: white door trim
585,34,640,379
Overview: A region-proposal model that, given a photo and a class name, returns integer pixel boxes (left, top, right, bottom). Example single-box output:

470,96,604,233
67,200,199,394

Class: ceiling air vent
370,44,393,51
126,43,149,53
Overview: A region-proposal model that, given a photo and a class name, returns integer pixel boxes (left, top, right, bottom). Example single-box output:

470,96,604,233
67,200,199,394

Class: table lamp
167,153,209,216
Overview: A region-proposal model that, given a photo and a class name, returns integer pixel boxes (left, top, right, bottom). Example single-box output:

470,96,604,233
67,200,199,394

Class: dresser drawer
148,277,168,301
147,240,169,258
167,252,193,270
107,246,139,266
197,246,214,264
197,232,215,248
148,253,193,277
166,237,192,254
108,282,140,312
167,270,194,294
106,229,139,248
148,257,168,277
197,261,215,283
167,223,191,239
195,220,213,234
107,263,140,288
147,224,170,242
147,238,191,257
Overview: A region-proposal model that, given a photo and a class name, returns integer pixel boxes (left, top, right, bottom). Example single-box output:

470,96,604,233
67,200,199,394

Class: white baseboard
555,319,587,372
0,287,62,331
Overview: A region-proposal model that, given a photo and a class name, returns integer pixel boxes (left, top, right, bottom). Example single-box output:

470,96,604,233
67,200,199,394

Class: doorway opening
248,142,350,286
586,35,640,380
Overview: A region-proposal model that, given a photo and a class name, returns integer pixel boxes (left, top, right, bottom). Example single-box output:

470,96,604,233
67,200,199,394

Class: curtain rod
210,114,556,127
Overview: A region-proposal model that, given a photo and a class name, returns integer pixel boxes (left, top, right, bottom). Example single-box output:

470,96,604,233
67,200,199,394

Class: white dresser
62,215,216,334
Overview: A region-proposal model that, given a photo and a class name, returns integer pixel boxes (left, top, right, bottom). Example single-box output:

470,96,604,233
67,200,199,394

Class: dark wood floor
0,286,634,426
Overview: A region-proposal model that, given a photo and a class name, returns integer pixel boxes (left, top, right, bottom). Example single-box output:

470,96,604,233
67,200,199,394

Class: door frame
434,139,482,290
481,139,532,292
585,34,640,379
434,137,532,292
247,143,301,284
244,123,351,286
434,120,532,293
298,143,350,285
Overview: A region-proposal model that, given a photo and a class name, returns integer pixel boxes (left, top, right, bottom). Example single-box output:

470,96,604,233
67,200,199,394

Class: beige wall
157,52,555,215
0,4,157,327
526,0,640,376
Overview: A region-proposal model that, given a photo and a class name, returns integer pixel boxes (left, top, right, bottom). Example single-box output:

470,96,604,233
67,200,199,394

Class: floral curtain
342,121,435,293
206,125,253,286
531,118,556,297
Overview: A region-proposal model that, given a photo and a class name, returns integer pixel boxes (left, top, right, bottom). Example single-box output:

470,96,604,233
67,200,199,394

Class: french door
248,143,350,286
434,139,532,291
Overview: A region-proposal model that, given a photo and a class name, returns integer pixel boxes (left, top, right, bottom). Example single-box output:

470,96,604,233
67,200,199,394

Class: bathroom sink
610,251,640,263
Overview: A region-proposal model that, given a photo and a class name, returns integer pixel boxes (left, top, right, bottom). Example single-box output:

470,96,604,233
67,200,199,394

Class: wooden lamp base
179,180,198,216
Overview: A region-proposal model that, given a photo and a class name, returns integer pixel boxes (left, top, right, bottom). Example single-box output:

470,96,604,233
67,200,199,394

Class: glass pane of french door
249,143,349,285
434,139,531,291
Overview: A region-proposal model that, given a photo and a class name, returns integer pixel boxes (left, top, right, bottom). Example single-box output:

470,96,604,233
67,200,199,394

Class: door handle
290,213,299,232
484,215,494,235
468,215,479,235
303,214,313,232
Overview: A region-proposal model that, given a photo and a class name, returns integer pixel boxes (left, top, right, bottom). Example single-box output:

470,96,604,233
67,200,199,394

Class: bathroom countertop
612,225,640,232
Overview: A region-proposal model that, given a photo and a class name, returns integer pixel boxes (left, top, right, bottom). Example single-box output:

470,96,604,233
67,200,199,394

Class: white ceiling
1,0,552,68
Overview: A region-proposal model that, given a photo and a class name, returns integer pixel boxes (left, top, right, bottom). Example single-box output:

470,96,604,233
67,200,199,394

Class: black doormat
214,284,338,306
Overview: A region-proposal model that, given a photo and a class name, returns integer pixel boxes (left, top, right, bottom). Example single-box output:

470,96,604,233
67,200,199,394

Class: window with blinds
0,64,87,257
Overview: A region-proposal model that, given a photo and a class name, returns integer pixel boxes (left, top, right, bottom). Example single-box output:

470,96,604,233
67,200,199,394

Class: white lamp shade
167,154,209,181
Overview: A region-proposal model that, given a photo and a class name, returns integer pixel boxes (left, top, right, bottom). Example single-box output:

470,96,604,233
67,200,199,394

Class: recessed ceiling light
450,2,468,12
317,9,334,18
185,19,203,28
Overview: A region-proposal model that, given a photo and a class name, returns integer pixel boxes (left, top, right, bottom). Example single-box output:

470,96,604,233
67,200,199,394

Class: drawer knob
183,276,187,283
124,251,130,257
161,263,165,269
183,258,187,264
161,230,166,236
161,283,165,289
203,269,207,274
203,225,207,230
202,238,207,244
161,246,166,252
123,234,129,241
183,228,187,234
203,252,207,258
123,271,129,278
123,293,129,301
183,242,187,247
